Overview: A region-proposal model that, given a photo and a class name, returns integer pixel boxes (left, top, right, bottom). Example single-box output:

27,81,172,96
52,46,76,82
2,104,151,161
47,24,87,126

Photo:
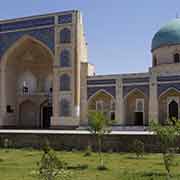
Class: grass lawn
0,149,180,180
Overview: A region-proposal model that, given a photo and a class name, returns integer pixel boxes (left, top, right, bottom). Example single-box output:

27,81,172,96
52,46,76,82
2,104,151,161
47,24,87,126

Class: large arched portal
1,36,53,128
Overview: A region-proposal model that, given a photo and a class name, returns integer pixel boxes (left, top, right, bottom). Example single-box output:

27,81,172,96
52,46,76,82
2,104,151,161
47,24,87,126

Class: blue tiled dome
152,19,180,51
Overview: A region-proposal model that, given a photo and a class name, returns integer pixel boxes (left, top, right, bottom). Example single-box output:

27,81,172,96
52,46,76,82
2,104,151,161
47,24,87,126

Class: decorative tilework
158,83,180,96
87,79,116,85
0,17,54,32
123,77,149,84
157,75,180,82
87,86,116,99
123,85,149,97
58,14,72,24
0,27,54,58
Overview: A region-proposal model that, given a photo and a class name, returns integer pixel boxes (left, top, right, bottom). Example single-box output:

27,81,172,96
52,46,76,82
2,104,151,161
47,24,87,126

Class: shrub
37,140,71,180
132,139,144,158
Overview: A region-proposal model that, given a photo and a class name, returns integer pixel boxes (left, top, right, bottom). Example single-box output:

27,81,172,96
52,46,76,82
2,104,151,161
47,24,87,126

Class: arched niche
124,89,148,126
0,35,54,127
88,90,115,121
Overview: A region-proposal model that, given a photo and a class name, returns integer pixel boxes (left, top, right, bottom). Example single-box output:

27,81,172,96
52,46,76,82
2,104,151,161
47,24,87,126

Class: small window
136,99,144,112
60,74,71,91
60,99,71,117
60,28,71,43
153,55,157,66
96,101,104,112
174,53,180,63
60,49,71,67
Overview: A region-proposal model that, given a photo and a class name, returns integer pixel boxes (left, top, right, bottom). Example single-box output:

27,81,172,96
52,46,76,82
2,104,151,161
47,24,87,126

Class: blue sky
0,0,180,74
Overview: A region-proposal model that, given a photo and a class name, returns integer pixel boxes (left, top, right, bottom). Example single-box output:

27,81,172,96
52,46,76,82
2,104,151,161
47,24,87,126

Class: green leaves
88,111,111,136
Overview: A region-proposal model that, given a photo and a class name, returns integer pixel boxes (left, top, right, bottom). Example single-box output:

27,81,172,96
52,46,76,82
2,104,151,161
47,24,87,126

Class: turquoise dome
152,19,180,51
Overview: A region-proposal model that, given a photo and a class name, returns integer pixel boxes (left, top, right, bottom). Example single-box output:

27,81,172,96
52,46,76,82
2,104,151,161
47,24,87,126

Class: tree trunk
97,135,103,166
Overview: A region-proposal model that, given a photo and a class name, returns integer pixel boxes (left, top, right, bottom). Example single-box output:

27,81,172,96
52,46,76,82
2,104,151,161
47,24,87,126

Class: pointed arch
159,87,180,99
124,88,146,100
88,89,116,121
1,35,54,69
124,88,148,126
88,89,115,103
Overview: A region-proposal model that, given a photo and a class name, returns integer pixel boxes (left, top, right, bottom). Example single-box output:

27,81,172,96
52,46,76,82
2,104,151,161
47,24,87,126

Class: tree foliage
38,140,71,180
149,119,179,178
88,111,111,169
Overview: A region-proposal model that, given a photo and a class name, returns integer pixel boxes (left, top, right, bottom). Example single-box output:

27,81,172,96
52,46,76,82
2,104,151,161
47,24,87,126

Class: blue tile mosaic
87,79,116,85
123,85,149,97
157,75,180,82
158,83,180,96
123,77,149,84
0,27,54,58
87,86,116,99
0,17,54,32
58,14,72,24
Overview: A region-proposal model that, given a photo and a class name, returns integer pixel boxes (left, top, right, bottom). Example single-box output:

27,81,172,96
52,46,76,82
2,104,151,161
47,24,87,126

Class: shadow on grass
67,164,88,170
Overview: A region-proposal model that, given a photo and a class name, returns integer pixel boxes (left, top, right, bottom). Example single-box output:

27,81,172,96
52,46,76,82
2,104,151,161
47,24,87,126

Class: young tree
88,111,111,169
149,120,178,178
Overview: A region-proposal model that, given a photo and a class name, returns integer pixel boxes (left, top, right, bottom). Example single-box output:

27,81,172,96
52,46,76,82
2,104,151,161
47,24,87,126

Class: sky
0,0,180,75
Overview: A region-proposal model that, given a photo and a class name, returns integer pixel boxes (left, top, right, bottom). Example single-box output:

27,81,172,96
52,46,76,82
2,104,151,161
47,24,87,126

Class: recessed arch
124,88,148,126
60,28,71,43
0,35,54,128
1,35,54,69
60,73,71,91
159,87,180,124
159,87,180,98
88,89,115,103
124,88,146,100
60,49,71,67
88,89,116,121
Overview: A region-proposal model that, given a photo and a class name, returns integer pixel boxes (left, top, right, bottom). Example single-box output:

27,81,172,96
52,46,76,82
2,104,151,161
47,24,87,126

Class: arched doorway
40,100,52,129
159,88,180,124
1,35,54,128
169,100,178,120
19,100,37,128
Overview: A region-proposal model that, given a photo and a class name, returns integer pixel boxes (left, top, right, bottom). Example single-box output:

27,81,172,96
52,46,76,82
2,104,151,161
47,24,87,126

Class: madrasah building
0,10,180,129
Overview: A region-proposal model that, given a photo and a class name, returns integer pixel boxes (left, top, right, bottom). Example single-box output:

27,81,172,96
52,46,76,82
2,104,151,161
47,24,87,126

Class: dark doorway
42,106,52,128
169,100,178,121
134,112,143,126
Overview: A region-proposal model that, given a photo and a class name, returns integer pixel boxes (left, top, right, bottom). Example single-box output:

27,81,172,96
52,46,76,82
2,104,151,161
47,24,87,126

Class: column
115,78,124,125
148,75,158,123
50,16,60,127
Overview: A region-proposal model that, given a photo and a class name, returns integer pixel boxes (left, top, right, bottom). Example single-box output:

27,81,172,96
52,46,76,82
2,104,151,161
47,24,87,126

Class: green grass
0,149,180,179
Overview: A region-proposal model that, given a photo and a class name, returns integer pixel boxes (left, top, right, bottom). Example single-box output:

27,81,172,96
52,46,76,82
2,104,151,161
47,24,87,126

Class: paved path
0,129,154,135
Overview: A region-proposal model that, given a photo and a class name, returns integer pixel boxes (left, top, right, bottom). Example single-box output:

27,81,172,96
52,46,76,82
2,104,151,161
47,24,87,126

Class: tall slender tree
88,111,111,169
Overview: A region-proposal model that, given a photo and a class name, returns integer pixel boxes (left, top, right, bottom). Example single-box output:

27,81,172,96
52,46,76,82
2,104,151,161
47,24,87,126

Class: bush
37,140,71,180
132,139,144,158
